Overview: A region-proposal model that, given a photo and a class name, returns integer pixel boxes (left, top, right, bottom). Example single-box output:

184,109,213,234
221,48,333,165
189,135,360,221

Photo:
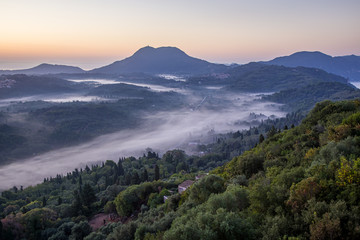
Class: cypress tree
118,159,124,176
154,164,160,181
82,183,96,208
259,134,265,144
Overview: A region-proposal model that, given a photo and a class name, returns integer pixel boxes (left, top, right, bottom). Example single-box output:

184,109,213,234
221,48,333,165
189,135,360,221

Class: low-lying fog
0,93,285,190
350,82,360,89
0,78,186,107
67,78,120,85
0,94,112,106
67,78,187,93
116,81,187,93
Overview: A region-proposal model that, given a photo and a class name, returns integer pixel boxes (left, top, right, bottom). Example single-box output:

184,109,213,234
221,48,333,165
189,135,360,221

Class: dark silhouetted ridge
0,63,85,75
264,51,360,81
91,46,227,74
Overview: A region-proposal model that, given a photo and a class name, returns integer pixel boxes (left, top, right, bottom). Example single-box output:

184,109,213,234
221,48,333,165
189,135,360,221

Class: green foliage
147,189,170,209
342,112,360,127
84,231,107,240
1,99,360,239
264,82,360,112
336,157,360,186
164,185,255,240
107,222,137,240
82,183,97,208
213,99,360,239
286,177,321,212
70,221,92,240
224,63,347,93
187,175,225,205
21,208,57,240
114,181,174,217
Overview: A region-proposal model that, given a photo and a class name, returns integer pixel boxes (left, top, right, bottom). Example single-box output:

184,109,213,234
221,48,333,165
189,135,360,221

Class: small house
178,180,194,194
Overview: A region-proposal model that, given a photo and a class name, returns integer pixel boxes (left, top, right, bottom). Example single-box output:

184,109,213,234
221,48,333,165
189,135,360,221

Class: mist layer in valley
4,62,355,190
0,91,284,190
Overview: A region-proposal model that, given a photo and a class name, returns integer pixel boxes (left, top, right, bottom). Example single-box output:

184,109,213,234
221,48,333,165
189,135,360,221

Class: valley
1,46,360,240
0,72,285,190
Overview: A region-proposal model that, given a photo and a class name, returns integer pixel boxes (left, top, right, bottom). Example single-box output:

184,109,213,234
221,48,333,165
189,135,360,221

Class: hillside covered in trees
1,99,360,239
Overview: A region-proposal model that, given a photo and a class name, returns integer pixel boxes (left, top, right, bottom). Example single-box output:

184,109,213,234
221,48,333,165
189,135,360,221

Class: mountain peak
288,51,332,60
132,46,156,55
131,46,188,59
91,46,226,74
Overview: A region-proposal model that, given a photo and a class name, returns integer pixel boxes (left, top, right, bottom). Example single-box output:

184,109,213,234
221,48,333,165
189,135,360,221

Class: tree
267,126,277,138
125,173,131,185
141,168,149,182
84,232,107,240
118,159,125,176
82,183,97,208
154,164,160,181
259,134,265,144
79,175,82,186
131,172,140,185
70,221,91,240
188,175,225,204
310,213,341,240
71,190,83,216
42,196,47,207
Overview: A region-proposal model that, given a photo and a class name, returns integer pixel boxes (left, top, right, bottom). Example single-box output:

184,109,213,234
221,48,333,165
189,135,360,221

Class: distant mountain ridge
0,63,85,75
91,46,228,74
264,51,360,81
1,49,360,79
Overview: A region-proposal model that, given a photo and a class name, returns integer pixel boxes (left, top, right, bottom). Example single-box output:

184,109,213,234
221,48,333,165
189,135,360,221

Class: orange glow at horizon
0,0,359,69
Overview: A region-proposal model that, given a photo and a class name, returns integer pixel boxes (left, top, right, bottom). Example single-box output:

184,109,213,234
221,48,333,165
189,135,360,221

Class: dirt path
89,213,109,231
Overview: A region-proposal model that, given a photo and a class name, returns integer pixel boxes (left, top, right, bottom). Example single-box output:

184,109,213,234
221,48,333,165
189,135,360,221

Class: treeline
205,111,304,159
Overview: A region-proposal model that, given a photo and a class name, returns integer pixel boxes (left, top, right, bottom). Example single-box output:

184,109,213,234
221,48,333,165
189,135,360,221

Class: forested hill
264,51,360,82
263,81,360,111
224,62,348,92
211,99,360,239
0,74,77,99
1,99,360,239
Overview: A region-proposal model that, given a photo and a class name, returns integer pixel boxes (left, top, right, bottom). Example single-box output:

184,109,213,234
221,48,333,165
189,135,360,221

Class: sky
0,0,359,70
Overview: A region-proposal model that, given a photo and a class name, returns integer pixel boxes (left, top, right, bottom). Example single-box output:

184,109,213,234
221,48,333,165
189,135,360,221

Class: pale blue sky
0,0,359,69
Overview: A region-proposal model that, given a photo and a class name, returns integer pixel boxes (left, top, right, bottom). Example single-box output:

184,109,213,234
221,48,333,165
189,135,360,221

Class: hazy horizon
1,0,359,70
1,47,360,71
